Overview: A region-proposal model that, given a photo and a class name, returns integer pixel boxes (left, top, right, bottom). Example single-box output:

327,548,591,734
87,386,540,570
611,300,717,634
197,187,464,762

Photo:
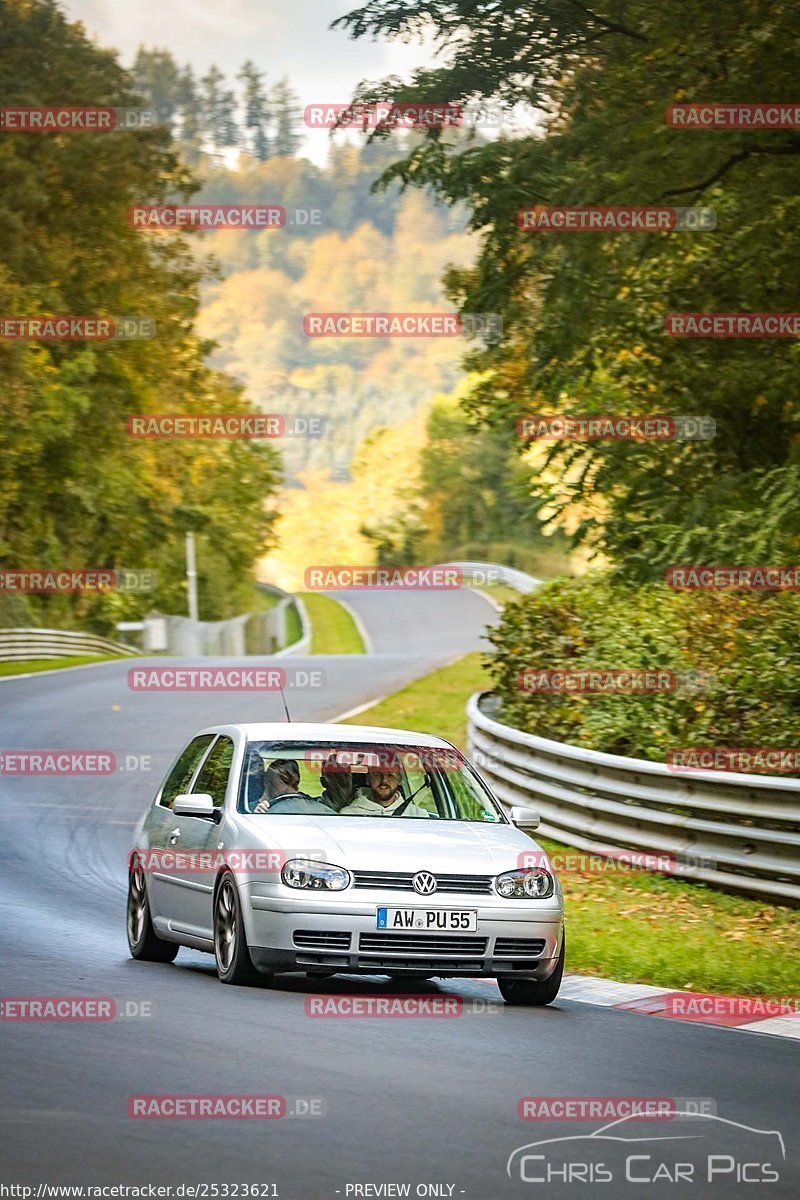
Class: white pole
185,531,199,621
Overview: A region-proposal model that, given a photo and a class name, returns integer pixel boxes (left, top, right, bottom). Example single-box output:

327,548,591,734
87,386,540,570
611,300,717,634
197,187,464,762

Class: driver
339,754,429,817
254,758,335,815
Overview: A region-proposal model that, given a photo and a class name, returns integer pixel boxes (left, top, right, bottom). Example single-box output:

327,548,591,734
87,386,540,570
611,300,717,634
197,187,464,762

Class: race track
1,588,797,1198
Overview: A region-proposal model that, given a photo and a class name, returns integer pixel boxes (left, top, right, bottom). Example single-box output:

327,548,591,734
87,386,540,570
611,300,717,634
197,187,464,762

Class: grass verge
299,592,365,655
471,582,525,609
339,652,800,995
0,655,116,677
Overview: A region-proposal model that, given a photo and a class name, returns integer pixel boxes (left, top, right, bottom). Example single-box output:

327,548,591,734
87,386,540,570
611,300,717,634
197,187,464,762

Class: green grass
339,651,800,995
542,836,800,995
298,592,365,655
471,582,525,609
0,654,116,677
341,651,488,748
284,600,303,649
250,584,280,612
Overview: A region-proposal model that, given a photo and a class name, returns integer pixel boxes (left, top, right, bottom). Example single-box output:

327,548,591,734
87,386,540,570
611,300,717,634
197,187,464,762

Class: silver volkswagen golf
127,722,565,1005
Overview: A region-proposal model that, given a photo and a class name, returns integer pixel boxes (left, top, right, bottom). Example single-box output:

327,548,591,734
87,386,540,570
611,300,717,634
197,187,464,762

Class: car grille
494,937,546,957
352,871,494,895
356,957,485,973
359,933,488,956
293,930,352,951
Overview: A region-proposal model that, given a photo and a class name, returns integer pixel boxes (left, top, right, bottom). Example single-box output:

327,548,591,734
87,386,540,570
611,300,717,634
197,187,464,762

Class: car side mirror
173,793,217,820
510,805,541,830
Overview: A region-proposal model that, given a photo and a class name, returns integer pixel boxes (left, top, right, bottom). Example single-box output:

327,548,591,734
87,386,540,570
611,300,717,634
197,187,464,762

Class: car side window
191,736,235,808
159,735,216,809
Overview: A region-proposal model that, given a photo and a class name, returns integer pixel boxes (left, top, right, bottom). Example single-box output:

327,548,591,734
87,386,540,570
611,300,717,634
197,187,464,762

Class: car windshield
238,741,505,823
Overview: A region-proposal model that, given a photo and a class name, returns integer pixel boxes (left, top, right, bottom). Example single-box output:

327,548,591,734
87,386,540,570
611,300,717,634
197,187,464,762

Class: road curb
561,973,800,1039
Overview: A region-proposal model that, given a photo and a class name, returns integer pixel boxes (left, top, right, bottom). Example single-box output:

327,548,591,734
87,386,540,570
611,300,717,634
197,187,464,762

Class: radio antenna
278,682,292,722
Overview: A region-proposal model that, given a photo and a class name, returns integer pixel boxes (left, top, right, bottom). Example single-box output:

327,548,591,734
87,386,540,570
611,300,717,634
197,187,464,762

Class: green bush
486,574,800,766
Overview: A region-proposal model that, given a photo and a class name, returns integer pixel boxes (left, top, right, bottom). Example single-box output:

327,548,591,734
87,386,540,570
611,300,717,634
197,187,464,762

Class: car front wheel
213,873,267,986
127,861,178,963
498,931,565,1007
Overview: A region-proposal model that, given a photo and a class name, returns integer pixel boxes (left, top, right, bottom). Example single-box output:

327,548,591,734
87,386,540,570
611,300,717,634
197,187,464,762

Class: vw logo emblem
412,871,437,896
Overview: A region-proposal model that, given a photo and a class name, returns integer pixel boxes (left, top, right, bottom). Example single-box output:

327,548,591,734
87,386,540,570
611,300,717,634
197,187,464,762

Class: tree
270,76,302,158
200,64,238,156
238,59,271,161
335,0,800,577
0,0,280,630
131,47,181,133
175,65,202,162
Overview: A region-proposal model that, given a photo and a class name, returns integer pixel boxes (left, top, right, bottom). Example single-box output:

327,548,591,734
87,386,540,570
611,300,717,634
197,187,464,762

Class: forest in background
129,47,565,587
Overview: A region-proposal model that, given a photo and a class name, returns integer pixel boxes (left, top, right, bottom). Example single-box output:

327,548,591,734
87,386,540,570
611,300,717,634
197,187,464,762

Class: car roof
197,722,454,749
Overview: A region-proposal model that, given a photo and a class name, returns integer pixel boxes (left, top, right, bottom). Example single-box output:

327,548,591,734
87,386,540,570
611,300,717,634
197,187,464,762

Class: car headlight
281,859,351,891
495,867,554,899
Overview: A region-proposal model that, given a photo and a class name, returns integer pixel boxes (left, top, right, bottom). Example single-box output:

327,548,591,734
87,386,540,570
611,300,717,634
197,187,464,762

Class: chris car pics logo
507,1112,785,1186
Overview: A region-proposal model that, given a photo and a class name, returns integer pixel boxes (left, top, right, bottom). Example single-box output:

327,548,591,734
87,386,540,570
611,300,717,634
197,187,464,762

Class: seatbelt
391,776,430,817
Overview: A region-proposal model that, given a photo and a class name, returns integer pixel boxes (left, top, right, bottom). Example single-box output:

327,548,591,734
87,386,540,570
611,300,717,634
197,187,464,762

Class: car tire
497,931,565,1007
213,873,267,986
127,859,179,963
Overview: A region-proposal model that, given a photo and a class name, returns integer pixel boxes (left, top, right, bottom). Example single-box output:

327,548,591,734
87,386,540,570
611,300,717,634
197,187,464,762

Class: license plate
376,907,477,932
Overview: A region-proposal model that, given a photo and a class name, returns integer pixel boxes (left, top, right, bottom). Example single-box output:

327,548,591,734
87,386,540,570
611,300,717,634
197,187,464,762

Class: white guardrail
0,627,137,661
441,560,542,593
468,692,800,905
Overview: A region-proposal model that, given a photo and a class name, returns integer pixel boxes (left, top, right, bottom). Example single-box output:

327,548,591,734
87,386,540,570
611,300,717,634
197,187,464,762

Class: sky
61,0,438,163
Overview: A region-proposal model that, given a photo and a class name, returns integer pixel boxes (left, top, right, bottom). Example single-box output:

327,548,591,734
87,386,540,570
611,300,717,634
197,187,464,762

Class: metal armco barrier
0,627,137,661
437,560,542,593
467,692,800,905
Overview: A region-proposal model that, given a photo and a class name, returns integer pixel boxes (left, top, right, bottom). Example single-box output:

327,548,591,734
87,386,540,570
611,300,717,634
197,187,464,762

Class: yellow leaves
617,286,630,300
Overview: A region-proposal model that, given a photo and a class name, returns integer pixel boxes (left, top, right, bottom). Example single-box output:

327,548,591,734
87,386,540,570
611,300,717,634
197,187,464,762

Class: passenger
339,755,429,817
320,753,355,811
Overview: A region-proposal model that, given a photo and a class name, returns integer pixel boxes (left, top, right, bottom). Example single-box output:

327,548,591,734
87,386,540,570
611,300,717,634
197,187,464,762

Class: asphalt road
1,588,797,1198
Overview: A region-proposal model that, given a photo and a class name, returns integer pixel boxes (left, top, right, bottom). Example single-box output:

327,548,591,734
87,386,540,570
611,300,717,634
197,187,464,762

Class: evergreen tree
238,59,271,161
270,76,302,157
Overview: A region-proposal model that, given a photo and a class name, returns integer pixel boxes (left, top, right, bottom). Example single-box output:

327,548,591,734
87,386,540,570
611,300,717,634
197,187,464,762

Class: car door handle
169,828,181,844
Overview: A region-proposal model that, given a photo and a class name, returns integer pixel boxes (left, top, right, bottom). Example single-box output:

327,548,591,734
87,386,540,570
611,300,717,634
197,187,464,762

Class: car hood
234,814,539,875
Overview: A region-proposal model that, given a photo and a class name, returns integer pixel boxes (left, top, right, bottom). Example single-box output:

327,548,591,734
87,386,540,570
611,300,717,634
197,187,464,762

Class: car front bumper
241,883,564,979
